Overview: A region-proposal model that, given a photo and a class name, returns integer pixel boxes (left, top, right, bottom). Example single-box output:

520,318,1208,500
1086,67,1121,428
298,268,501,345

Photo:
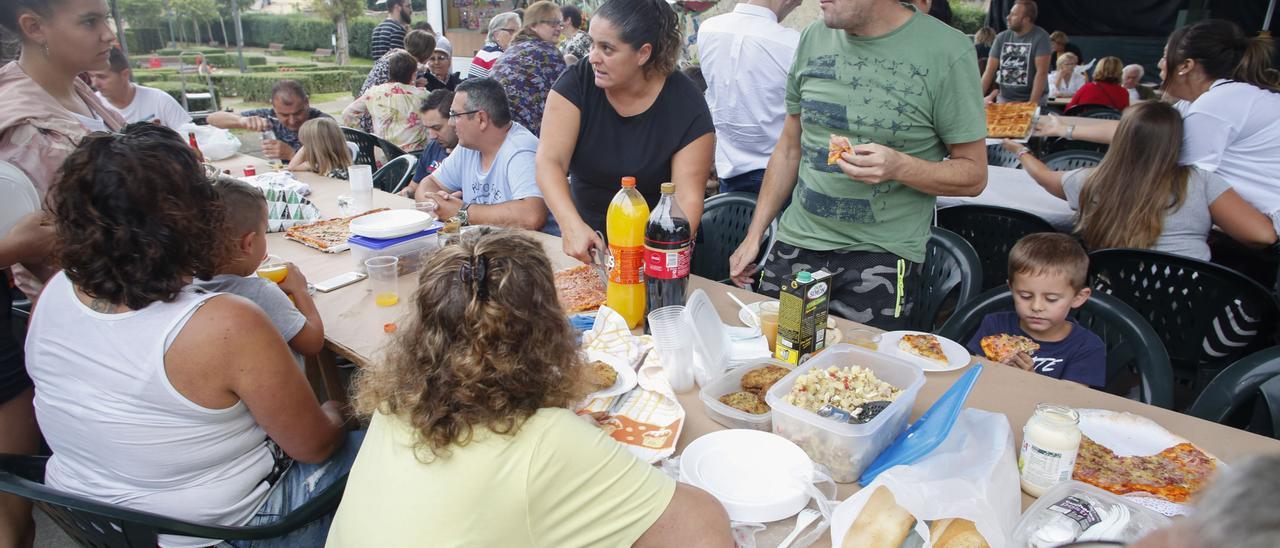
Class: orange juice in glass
257,255,288,283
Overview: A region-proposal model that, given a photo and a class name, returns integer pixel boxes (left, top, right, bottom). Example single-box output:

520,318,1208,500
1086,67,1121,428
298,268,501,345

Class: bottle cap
621,176,637,188
659,182,674,194
796,271,812,283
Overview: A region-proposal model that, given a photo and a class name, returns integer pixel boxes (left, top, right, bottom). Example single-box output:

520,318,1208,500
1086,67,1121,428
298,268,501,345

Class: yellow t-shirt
326,407,676,547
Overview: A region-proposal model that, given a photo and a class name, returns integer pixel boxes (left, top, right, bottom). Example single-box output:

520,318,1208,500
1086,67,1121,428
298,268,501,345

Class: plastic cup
337,195,354,217
349,164,374,213
365,256,399,307
256,254,287,284
760,311,780,352
413,200,438,220
648,306,696,392
848,328,882,351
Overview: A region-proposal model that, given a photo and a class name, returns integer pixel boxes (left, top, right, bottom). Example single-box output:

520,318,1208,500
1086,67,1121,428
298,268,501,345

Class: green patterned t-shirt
779,9,986,263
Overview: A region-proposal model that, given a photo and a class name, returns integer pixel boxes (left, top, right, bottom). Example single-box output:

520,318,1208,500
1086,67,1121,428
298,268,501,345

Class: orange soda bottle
606,177,649,329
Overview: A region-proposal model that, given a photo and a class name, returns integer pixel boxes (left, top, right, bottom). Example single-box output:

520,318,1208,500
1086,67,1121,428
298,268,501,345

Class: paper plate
679,429,814,523
1076,409,1212,458
583,350,638,400
686,289,731,385
350,209,436,239
878,331,972,372
0,161,38,238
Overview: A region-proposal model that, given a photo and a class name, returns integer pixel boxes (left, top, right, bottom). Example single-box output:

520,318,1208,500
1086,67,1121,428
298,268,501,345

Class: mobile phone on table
314,271,366,293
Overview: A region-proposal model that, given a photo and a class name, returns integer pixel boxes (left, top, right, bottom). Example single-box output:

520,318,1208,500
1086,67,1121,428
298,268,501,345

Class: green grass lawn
273,48,375,66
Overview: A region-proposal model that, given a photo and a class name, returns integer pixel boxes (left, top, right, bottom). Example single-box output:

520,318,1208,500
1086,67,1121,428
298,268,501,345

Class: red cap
621,176,636,188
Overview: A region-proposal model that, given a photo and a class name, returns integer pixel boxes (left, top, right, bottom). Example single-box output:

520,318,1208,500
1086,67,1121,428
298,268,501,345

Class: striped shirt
370,19,406,60
467,42,504,79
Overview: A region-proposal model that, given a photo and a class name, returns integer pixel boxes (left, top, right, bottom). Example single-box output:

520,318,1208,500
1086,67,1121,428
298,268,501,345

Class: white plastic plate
349,209,436,239
679,429,814,523
686,289,731,384
878,330,972,372
583,350,638,400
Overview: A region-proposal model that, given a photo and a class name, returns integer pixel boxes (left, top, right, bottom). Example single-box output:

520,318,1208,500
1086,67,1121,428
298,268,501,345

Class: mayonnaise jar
1019,404,1082,497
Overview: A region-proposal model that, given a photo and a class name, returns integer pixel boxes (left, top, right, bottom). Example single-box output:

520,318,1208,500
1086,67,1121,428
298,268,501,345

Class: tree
311,0,364,66
117,0,167,47
172,0,218,45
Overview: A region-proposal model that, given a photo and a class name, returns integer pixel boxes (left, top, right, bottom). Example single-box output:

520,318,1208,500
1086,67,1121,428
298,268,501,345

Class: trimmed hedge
952,2,987,34
236,13,382,60
148,81,220,112
157,47,225,56
209,71,356,102
349,73,366,97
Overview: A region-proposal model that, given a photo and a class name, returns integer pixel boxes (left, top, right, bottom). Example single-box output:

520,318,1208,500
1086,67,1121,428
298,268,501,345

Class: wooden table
215,154,1280,547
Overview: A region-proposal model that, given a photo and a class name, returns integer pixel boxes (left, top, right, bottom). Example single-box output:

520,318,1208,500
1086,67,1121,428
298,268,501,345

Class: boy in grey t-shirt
196,178,325,367
982,1,1052,104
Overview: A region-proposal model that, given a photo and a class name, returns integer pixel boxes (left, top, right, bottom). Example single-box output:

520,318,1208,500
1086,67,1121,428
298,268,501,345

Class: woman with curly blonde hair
328,230,732,547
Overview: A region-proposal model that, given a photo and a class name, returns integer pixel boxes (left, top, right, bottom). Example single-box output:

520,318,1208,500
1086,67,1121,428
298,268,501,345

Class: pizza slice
827,134,853,165
899,333,948,364
554,265,607,313
980,333,1040,362
1072,435,1217,503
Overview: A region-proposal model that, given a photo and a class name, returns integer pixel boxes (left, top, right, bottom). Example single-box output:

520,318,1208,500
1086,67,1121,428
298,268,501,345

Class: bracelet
1065,124,1076,140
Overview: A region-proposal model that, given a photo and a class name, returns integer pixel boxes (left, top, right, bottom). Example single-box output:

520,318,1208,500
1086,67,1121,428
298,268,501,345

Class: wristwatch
456,202,472,226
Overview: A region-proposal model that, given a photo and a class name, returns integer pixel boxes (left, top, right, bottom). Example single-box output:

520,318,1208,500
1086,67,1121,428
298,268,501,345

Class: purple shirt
965,311,1107,388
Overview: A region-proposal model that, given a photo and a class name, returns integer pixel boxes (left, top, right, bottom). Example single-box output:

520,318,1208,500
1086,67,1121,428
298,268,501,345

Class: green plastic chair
935,205,1056,291
938,287,1175,409
0,454,346,547
1187,346,1280,438
908,227,983,332
691,192,776,285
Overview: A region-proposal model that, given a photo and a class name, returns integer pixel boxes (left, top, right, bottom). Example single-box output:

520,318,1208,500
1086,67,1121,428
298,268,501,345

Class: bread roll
929,518,990,548
841,486,915,548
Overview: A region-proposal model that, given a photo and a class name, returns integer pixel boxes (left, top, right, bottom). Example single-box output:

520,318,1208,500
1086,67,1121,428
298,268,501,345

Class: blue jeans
719,169,766,195
224,430,365,548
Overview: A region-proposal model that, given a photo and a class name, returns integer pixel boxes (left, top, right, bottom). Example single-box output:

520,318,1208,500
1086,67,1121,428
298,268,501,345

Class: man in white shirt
90,48,192,131
414,78,556,234
697,0,802,194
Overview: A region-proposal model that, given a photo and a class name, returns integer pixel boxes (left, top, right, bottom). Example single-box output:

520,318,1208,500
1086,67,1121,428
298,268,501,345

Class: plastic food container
349,208,436,239
764,344,925,483
1012,480,1171,547
349,226,441,275
699,360,795,431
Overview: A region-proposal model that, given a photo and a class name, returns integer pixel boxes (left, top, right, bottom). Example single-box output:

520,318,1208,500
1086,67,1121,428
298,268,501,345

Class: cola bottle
644,182,692,314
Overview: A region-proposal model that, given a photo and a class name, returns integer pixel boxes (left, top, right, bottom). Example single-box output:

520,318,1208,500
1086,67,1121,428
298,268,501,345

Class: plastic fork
777,507,822,548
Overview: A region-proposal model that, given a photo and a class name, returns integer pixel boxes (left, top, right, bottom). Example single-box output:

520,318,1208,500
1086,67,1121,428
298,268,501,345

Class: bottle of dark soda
644,182,692,314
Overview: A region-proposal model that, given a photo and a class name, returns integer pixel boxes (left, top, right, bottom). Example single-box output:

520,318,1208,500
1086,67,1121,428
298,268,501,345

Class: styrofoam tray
879,331,972,372
679,429,814,523
349,209,436,239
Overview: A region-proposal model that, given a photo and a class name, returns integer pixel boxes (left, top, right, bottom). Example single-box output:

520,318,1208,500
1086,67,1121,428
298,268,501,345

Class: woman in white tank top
24,125,358,547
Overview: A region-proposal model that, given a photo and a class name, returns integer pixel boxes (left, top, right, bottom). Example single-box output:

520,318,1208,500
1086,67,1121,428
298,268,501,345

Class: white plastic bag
829,408,1021,548
179,123,241,161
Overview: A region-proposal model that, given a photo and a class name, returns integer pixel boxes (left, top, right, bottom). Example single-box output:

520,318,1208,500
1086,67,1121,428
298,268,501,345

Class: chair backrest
375,137,408,165
938,288,1175,408
1040,150,1104,171
373,154,418,194
935,205,1057,291
986,144,1022,168
0,453,349,546
1063,104,1123,120
692,192,775,284
341,126,379,168
910,227,982,331
1188,346,1280,437
1088,248,1280,394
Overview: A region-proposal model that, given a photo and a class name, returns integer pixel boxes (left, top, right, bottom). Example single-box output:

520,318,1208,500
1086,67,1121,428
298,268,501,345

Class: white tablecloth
936,166,1075,231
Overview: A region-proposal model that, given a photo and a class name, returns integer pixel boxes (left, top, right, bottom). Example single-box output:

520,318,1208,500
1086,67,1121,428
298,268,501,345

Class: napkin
578,306,686,464
242,172,321,232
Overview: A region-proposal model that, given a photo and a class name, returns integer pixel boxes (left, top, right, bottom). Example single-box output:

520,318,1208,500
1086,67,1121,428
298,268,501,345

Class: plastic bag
179,123,242,161
829,408,1021,548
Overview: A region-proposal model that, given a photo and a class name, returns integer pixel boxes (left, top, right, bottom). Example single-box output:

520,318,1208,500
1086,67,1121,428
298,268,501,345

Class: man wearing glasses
468,12,522,79
414,78,557,235
422,36,462,92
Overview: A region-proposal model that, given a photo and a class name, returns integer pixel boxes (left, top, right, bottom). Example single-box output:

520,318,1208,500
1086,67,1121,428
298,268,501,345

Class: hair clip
458,255,490,301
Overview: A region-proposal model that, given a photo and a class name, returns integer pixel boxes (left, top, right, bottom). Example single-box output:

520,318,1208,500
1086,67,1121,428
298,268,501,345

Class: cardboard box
774,270,831,364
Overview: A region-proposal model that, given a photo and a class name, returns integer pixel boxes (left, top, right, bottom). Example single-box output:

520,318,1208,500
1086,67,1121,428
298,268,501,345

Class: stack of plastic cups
648,305,696,392
349,164,374,213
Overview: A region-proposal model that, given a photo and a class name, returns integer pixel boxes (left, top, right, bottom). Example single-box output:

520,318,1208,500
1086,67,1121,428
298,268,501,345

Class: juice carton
774,270,831,365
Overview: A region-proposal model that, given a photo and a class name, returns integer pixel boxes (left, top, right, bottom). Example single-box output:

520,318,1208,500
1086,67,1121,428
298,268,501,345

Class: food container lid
349,209,437,239
348,225,441,250
685,289,730,385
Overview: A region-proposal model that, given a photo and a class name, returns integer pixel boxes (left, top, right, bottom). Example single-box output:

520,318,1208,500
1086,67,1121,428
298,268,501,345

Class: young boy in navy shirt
965,233,1107,388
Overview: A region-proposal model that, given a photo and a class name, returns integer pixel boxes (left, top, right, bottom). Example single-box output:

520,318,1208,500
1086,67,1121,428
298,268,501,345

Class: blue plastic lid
348,223,441,249
858,363,984,486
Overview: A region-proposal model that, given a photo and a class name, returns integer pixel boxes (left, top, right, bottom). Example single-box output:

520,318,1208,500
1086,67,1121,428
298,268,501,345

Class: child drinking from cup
196,177,325,366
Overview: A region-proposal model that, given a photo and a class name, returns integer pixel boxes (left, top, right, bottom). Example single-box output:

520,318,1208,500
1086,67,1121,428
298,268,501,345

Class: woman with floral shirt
560,5,592,64
491,1,569,136
342,51,430,152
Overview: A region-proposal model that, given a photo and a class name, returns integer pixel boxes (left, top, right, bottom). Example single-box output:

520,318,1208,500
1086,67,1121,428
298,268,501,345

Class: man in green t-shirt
728,0,987,330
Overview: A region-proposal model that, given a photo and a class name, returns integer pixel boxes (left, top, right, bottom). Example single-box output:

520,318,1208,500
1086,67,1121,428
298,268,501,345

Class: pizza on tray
980,333,1040,362
827,134,854,165
1072,435,1217,503
555,265,607,313
284,208,389,251
986,102,1037,139
899,333,948,364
